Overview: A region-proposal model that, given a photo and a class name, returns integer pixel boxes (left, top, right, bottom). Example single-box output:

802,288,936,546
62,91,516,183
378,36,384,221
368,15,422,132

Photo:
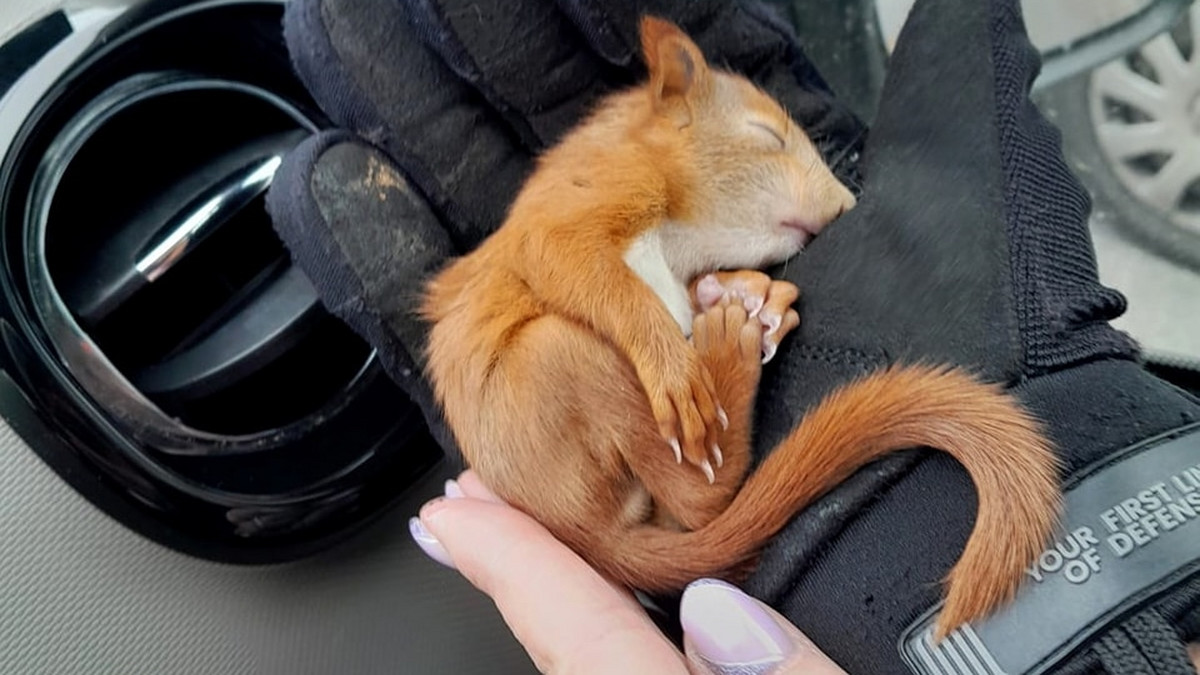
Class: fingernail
444,479,464,499
409,517,455,569
682,579,791,673
670,438,683,464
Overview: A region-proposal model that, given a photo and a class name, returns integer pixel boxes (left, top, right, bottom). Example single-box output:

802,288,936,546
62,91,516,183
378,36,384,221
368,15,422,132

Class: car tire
1035,10,1200,272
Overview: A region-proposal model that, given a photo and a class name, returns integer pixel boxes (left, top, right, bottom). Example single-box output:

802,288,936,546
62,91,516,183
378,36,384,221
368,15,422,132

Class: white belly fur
623,228,694,336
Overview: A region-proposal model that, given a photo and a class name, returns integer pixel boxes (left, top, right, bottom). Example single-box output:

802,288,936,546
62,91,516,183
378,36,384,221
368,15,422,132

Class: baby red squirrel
420,16,1060,638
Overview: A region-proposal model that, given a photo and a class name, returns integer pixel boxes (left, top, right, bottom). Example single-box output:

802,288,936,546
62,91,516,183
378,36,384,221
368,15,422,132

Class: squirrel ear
640,16,711,111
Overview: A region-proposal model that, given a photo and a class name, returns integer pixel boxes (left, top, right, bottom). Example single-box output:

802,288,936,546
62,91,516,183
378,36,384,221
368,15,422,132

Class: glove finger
400,0,633,149
266,130,460,453
402,0,866,186
284,0,532,248
556,0,868,187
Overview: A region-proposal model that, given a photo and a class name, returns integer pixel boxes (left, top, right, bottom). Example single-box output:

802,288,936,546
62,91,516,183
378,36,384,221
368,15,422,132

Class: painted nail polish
681,579,791,675
408,516,455,569
444,479,464,499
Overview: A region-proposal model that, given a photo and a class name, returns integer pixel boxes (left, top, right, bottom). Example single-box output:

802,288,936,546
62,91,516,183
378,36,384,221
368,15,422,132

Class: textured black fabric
742,0,1199,671
746,0,1032,614
403,0,626,149
988,0,1135,372
1122,611,1198,675
1158,576,1200,643
1088,609,1199,675
1016,361,1199,473
554,0,870,183
1096,628,1155,675
284,0,535,249
265,131,460,454
753,361,1200,675
1056,578,1200,674
266,0,1200,672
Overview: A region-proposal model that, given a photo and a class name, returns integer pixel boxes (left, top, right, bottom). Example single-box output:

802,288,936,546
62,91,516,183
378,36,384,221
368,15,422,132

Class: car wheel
1037,5,1200,271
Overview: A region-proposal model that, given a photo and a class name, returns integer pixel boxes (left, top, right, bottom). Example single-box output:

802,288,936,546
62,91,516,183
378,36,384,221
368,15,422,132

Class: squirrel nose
826,184,856,224
802,175,857,235
838,187,857,215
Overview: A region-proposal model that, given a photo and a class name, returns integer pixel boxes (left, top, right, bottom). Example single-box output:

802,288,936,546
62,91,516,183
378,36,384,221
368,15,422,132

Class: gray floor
1093,208,1200,361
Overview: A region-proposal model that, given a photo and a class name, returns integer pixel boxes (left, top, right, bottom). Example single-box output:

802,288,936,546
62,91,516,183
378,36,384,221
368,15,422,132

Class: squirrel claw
669,438,683,464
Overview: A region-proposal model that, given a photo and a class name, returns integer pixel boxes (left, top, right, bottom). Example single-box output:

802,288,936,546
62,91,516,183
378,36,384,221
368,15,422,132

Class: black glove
265,0,1200,672
743,3,1200,674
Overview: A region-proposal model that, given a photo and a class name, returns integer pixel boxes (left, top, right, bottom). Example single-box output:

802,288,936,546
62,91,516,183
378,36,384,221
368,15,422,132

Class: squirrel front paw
692,271,800,363
644,351,724,483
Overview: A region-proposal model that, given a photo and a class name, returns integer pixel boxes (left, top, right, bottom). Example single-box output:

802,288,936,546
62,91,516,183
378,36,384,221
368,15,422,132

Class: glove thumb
267,130,459,450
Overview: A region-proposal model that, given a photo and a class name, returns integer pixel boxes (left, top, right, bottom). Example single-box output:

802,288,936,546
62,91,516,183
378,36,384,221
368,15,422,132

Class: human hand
409,470,846,675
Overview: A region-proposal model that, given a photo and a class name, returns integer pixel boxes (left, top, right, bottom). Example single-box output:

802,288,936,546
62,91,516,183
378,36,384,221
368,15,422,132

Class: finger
420,498,687,674
762,308,801,365
696,306,731,439
680,580,847,675
701,439,720,483
780,308,801,339
723,303,748,337
653,396,684,463
739,318,763,363
681,363,720,475
699,413,721,479
400,0,631,147
454,470,506,504
285,0,532,246
764,280,801,310
555,0,866,182
704,305,728,339
698,367,723,469
267,133,456,377
692,310,712,352
675,389,710,471
692,273,728,310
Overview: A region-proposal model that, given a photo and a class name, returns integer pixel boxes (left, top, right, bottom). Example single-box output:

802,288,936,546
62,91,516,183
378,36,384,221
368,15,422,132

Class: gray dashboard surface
0,418,536,674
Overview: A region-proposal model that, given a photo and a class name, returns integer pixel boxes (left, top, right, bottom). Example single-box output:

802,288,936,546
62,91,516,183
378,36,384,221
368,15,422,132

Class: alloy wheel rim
1089,6,1200,237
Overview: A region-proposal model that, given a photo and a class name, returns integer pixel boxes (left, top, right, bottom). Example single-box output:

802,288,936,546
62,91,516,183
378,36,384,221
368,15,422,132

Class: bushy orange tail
585,365,1060,638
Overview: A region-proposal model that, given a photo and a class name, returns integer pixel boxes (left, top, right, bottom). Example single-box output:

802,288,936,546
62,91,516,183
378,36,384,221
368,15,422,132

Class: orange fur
421,16,1060,639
